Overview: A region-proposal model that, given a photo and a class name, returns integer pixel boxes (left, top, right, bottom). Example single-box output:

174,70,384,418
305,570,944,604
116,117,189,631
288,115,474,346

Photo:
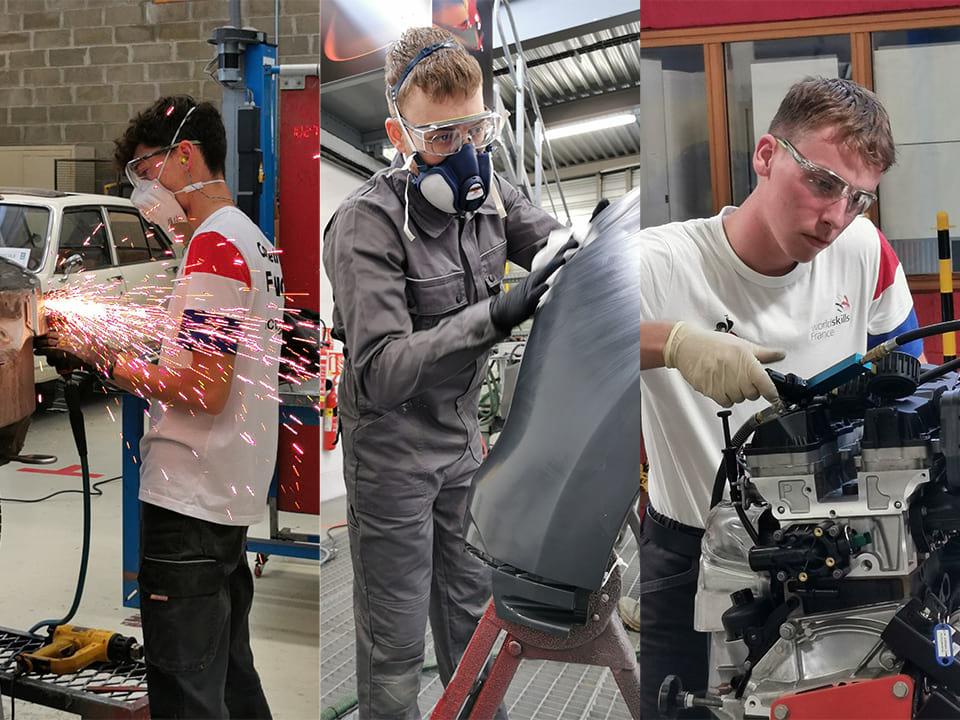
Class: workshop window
109,210,153,265
57,208,112,272
871,26,960,275
725,35,852,204
639,45,710,226
539,169,640,224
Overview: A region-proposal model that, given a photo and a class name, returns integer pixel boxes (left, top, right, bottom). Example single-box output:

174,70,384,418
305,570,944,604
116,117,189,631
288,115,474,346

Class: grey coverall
323,166,561,719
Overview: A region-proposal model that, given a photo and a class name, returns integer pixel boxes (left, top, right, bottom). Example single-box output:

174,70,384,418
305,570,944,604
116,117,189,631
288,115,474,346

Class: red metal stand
432,570,641,719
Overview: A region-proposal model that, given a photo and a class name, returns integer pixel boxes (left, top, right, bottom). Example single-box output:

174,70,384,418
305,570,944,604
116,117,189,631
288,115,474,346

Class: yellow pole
938,211,955,362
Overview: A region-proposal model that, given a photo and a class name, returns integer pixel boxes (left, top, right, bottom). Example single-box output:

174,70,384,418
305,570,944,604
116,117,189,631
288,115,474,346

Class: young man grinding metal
39,97,281,719
323,26,587,720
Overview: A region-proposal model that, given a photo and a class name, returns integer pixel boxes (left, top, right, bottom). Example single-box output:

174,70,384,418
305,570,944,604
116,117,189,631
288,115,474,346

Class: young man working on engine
39,97,278,718
618,77,923,717
323,26,582,720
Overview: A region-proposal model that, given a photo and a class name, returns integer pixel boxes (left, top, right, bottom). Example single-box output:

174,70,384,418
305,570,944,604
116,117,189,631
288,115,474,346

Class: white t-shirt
640,208,917,528
139,207,285,526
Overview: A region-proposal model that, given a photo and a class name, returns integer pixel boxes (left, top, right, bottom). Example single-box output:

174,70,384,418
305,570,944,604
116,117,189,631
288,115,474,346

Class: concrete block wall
0,0,319,160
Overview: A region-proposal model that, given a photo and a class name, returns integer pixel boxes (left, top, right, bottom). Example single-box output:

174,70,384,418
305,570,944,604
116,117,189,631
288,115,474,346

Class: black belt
642,505,705,558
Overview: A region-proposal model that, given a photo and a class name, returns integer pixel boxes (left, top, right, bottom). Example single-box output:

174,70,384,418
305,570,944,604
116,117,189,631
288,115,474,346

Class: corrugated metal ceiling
494,21,641,171
319,17,641,177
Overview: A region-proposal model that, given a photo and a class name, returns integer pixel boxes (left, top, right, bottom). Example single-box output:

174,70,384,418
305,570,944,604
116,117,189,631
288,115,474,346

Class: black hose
893,320,960,347
735,502,761,544
919,357,960,385
710,410,772,548
27,371,93,639
710,464,727,509
0,474,119,503
710,414,763,509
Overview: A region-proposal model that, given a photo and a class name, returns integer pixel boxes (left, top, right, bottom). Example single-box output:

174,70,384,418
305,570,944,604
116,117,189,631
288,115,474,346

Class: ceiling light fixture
544,112,637,141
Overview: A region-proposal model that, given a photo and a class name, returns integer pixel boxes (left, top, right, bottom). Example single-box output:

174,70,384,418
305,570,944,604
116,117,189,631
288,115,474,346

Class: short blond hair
769,77,896,171
385,27,482,115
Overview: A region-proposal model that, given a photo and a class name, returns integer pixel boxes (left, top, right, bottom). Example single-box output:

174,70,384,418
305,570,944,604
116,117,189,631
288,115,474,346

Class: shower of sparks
43,276,321,389
43,275,324,511
43,275,171,375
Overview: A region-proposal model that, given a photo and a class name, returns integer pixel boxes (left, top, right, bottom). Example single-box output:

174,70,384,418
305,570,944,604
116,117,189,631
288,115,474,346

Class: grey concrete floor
0,390,320,719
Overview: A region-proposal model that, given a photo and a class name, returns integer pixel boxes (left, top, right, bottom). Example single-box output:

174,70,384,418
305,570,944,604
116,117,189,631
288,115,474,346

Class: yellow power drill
15,625,143,675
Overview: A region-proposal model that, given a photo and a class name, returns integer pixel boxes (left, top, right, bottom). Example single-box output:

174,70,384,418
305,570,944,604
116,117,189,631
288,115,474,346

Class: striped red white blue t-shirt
140,206,285,526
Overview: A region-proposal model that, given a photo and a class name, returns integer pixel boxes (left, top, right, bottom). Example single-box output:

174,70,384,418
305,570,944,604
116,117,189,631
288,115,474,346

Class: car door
104,207,179,302
52,205,128,300
105,208,181,359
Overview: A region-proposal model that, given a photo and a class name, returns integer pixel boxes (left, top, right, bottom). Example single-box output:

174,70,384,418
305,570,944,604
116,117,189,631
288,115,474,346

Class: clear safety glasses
125,141,203,185
400,110,504,157
775,136,878,216
125,104,200,186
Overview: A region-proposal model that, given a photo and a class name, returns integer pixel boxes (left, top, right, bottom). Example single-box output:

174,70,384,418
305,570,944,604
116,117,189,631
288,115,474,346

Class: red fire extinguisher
323,378,339,451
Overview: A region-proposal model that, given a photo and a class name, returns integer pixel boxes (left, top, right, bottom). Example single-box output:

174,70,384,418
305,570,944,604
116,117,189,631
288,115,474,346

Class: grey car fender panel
465,187,644,634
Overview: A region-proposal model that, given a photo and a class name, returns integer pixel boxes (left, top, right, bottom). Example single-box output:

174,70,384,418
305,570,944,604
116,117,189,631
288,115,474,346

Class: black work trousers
138,501,272,719
638,505,710,719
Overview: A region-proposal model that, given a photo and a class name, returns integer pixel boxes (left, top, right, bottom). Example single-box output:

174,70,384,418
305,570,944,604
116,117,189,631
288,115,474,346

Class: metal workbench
0,626,149,719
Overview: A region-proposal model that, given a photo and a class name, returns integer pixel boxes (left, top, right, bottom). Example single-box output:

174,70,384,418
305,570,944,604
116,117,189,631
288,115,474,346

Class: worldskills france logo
715,315,737,336
810,293,853,342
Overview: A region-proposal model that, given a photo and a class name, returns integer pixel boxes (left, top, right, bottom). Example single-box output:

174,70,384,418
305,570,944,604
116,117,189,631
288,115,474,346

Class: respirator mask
386,40,506,239
403,112,501,215
125,105,227,233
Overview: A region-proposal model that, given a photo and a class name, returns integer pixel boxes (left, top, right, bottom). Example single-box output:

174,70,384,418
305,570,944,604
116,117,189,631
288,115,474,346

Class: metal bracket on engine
769,674,914,720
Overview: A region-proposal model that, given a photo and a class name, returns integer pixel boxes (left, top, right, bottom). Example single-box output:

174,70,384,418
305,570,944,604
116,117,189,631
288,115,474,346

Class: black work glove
489,237,577,334
34,331,83,377
590,198,610,221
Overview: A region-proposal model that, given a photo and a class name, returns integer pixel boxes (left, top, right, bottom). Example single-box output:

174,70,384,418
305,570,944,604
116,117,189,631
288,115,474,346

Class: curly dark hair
114,96,227,175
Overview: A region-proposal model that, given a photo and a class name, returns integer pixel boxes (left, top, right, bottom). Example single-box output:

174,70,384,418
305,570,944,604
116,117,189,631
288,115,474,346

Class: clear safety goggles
400,110,504,157
125,104,200,186
125,141,203,185
775,136,878,216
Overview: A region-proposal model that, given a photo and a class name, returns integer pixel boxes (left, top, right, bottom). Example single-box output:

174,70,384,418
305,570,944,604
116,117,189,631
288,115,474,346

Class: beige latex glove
663,321,786,407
